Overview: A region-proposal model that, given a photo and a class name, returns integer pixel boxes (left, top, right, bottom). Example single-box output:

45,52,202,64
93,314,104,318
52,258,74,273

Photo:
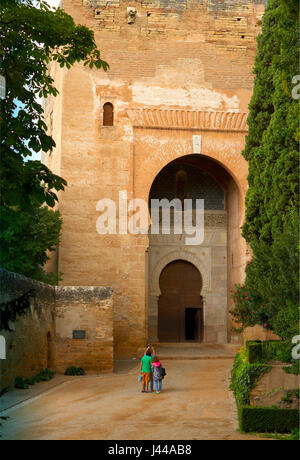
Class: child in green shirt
140,349,152,393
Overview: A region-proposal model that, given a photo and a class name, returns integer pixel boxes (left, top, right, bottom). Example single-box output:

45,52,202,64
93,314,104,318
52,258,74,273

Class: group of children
140,345,164,394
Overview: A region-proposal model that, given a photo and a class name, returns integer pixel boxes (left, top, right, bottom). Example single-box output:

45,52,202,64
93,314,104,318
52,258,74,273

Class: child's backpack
160,366,166,379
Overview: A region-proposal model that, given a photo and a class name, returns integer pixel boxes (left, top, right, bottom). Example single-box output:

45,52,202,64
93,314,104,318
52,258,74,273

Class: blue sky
46,0,61,7
22,0,62,161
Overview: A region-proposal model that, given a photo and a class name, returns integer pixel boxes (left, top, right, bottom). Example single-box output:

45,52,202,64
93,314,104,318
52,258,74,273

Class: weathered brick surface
0,269,56,390
55,286,114,373
44,0,266,356
0,270,114,390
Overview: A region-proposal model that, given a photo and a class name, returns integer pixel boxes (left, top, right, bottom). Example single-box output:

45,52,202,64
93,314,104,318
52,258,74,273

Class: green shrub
238,406,300,433
247,341,263,363
261,340,280,361
281,391,293,403
245,340,291,364
262,340,293,363
230,347,271,406
14,369,55,389
14,376,29,390
290,429,299,441
272,301,299,341
65,366,85,376
230,225,299,340
245,339,295,365
283,361,300,375
37,369,55,381
24,377,37,386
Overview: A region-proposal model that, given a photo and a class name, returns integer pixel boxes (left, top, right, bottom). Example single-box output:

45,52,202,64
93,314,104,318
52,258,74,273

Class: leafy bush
290,429,299,441
230,347,271,406
261,340,299,374
230,219,299,340
14,369,55,389
37,369,55,381
245,340,299,376
65,366,85,376
0,206,63,285
14,376,29,390
272,301,300,341
238,406,299,433
24,377,37,386
280,390,298,403
262,340,293,364
246,341,263,363
283,361,300,375
230,284,276,333
0,289,35,331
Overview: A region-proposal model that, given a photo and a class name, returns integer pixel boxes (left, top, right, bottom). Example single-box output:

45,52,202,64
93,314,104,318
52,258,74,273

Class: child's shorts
142,372,151,385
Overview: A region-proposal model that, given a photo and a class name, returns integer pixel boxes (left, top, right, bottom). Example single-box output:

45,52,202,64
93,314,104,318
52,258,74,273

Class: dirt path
1,359,262,440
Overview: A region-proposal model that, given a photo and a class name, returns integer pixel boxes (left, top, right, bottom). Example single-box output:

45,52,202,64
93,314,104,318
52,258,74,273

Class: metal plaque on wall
72,330,86,340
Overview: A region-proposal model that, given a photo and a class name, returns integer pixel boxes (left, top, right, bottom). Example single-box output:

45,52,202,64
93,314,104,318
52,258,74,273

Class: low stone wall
55,286,114,373
250,364,299,407
243,325,280,344
0,269,56,391
0,269,114,391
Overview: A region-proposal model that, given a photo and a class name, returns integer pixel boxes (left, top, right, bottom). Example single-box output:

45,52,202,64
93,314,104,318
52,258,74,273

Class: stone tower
44,0,266,359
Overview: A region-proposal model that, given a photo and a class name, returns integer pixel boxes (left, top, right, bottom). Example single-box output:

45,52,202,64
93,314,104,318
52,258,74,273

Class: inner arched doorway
147,154,243,344
158,260,203,342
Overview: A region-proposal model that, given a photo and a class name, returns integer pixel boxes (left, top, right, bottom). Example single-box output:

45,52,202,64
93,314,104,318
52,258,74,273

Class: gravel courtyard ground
0,358,263,440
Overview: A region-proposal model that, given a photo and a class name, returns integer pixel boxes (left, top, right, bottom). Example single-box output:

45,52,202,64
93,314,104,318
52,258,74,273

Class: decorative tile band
127,109,248,132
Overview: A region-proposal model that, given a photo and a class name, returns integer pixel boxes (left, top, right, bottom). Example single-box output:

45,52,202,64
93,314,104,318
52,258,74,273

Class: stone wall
55,286,114,373
43,0,266,356
148,210,228,343
0,269,56,391
250,364,299,407
0,269,114,391
243,325,280,344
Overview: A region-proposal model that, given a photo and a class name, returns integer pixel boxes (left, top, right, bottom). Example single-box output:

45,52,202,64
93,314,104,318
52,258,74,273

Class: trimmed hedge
246,341,263,363
246,340,295,365
262,340,293,363
232,345,299,434
239,406,300,433
230,347,271,406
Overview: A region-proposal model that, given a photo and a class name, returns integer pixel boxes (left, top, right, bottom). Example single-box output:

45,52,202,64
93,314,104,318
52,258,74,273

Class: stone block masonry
44,0,266,356
0,269,56,390
0,269,114,391
55,286,114,373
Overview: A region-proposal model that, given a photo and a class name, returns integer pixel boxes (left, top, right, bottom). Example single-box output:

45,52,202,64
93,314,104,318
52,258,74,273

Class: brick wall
44,0,266,355
0,269,114,391
55,286,114,373
0,269,56,390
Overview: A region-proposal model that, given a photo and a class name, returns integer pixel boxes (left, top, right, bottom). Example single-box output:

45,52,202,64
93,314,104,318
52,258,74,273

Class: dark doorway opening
185,308,203,341
158,260,203,342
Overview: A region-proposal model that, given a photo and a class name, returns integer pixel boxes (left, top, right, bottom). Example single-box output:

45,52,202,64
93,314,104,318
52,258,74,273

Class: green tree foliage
242,0,299,245
232,0,299,339
231,216,299,337
0,0,108,282
0,205,63,284
0,0,108,209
